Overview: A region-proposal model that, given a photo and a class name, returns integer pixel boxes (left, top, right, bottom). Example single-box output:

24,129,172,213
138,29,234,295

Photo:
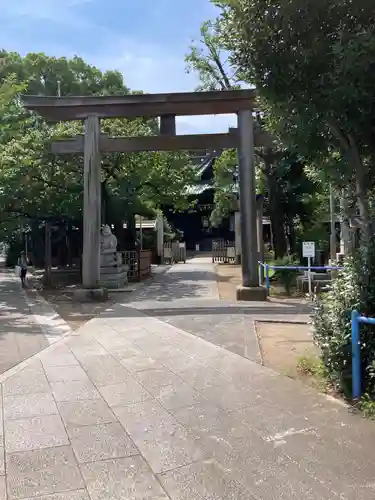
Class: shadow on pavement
0,273,48,374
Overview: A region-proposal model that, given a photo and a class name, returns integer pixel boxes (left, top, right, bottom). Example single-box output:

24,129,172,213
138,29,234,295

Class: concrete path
125,257,311,361
0,302,373,499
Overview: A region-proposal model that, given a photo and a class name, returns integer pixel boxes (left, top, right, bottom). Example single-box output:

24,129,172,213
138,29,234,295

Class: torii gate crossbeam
21,90,268,301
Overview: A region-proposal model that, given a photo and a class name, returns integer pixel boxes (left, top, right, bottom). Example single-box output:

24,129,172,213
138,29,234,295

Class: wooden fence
212,239,236,264
121,249,152,282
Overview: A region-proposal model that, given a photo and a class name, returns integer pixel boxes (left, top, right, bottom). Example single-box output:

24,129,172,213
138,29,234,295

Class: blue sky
0,0,236,134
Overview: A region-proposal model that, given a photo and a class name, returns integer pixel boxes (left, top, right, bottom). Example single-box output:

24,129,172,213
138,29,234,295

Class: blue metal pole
259,262,264,285
265,264,270,295
351,309,361,399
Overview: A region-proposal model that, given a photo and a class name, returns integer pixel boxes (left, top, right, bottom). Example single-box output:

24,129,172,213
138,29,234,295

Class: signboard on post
302,241,315,258
302,241,315,296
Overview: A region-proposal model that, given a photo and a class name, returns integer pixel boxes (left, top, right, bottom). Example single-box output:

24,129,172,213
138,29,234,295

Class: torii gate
22,90,269,301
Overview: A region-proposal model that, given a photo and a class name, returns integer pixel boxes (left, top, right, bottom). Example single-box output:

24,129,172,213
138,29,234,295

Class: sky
0,0,237,134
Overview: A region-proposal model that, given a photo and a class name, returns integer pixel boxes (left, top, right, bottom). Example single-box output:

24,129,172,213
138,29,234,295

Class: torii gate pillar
82,115,102,290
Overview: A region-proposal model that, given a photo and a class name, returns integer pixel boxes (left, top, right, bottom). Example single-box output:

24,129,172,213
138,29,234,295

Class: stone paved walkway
0,302,374,499
125,257,311,361
0,258,374,499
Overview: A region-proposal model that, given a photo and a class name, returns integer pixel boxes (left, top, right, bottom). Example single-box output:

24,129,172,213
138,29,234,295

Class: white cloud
90,39,236,134
1,0,236,133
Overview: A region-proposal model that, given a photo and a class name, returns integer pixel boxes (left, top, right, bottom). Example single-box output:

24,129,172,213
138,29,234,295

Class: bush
312,240,375,398
271,255,299,295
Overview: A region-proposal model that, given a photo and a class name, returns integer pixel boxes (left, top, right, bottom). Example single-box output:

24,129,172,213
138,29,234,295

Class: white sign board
302,241,315,258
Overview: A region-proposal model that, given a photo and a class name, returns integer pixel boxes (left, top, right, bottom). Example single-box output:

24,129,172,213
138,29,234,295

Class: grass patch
296,355,329,392
357,394,375,420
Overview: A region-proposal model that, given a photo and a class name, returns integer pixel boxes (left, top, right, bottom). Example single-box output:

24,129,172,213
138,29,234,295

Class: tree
0,52,196,256
0,51,128,97
185,20,243,90
215,0,375,239
186,18,319,257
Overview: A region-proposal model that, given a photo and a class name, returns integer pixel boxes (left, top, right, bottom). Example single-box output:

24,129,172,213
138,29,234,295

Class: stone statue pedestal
100,251,129,289
100,225,128,289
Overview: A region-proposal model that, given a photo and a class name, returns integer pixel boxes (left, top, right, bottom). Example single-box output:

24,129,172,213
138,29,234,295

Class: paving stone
44,365,88,383
2,370,50,397
178,365,229,391
201,383,258,411
4,392,58,420
119,355,163,373
79,356,131,386
80,456,168,500
171,402,230,439
51,380,101,402
67,341,108,359
0,447,4,475
158,458,255,500
137,342,185,361
238,461,336,499
159,354,205,374
20,491,90,500
276,430,375,496
110,344,147,360
229,395,304,438
113,399,183,436
133,367,183,391
5,414,69,453
7,446,84,499
58,399,116,427
99,379,152,407
67,422,139,463
196,415,279,464
39,345,79,367
0,476,5,500
110,327,153,343
113,400,206,473
95,335,133,351
154,380,208,411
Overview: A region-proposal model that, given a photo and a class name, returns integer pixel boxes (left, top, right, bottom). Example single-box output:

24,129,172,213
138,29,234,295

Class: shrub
271,254,299,295
312,240,375,398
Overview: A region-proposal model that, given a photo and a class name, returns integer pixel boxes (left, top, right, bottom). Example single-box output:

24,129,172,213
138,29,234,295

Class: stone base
100,276,128,288
73,288,109,302
236,285,268,301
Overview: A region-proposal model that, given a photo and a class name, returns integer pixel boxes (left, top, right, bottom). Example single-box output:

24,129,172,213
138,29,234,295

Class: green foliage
185,20,243,91
270,255,299,295
185,12,323,257
312,241,375,397
296,355,329,391
357,394,375,420
0,51,195,245
215,0,375,234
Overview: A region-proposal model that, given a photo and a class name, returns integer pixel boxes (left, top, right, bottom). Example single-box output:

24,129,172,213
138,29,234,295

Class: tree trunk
124,211,136,250
267,170,287,258
286,214,296,254
354,159,371,244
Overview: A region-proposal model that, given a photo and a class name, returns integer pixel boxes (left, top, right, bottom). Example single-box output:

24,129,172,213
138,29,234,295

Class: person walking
18,251,28,287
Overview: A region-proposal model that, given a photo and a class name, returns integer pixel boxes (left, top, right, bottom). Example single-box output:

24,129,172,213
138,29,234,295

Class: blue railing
351,310,375,399
258,262,343,293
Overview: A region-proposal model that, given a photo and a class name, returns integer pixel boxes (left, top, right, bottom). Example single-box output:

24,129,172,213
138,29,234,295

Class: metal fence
351,310,375,399
258,262,343,295
212,239,236,264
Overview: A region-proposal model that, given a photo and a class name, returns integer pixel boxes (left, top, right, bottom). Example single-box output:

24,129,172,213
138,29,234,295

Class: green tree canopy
214,0,375,235
0,52,196,246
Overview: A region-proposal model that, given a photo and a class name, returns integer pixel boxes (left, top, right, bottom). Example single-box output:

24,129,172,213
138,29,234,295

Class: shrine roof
21,89,256,122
